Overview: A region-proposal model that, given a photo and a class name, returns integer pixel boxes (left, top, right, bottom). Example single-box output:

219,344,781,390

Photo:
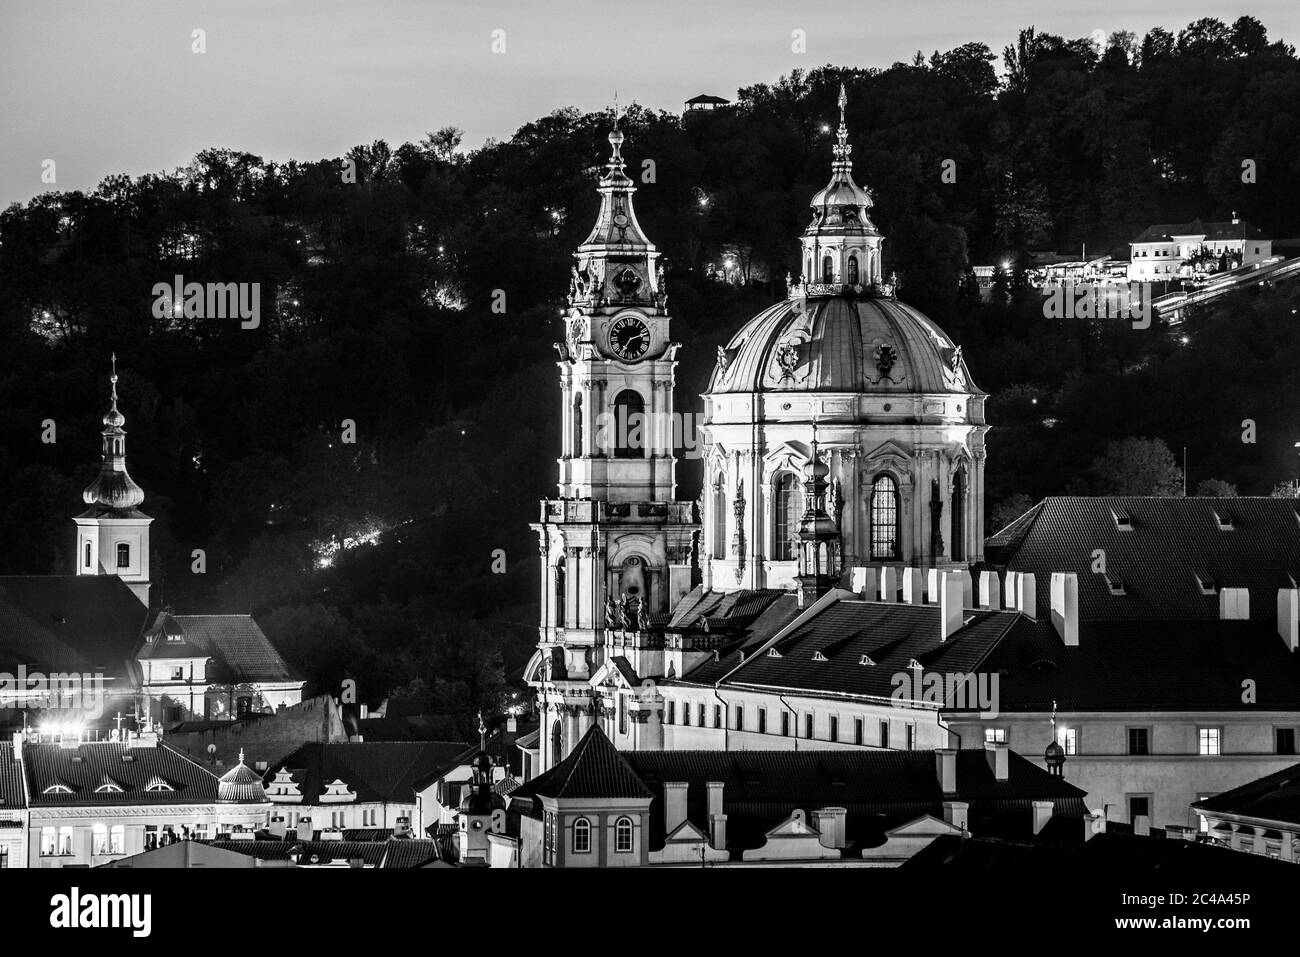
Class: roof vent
859,654,875,666
121,754,136,763
1105,575,1126,596
1111,509,1134,531
907,658,923,670
811,650,828,662
70,755,84,763
1214,510,1234,531
767,648,782,658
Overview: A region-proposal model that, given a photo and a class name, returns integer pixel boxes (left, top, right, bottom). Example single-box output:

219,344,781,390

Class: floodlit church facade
526,90,993,772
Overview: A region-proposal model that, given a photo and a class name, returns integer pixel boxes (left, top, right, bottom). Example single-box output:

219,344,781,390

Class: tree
1089,437,1184,496
990,493,1035,531
1194,478,1238,497
1229,16,1269,56
1271,480,1300,499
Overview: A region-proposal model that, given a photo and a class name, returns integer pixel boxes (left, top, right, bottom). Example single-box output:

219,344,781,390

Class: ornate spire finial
613,89,620,129
832,83,852,172
478,710,487,752
838,82,847,123
109,352,119,408
238,748,245,765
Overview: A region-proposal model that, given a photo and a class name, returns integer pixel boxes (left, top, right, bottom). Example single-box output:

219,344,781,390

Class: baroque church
526,89,991,770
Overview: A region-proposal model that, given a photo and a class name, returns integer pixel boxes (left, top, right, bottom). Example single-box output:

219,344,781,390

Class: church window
847,255,860,284
666,701,675,724
572,393,584,456
870,475,900,560
711,475,727,559
84,542,92,569
572,817,591,853
618,695,627,735
822,254,834,283
116,542,130,568
551,720,562,763
773,473,801,561
612,390,644,459
615,817,634,853
951,468,967,562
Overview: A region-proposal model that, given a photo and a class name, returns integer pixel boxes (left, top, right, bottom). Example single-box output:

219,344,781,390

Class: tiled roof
986,497,1300,621
666,587,787,631
624,749,1086,852
961,615,1300,713
714,599,1018,698
0,576,147,675
510,726,652,802
0,744,25,808
140,613,297,683
680,593,803,685
23,742,219,806
205,836,452,868
265,742,466,804
1131,219,1268,243
1192,762,1300,826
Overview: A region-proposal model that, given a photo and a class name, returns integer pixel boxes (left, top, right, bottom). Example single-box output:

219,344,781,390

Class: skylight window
1111,509,1134,531
1105,575,1126,596
1195,573,1217,596
1213,510,1234,531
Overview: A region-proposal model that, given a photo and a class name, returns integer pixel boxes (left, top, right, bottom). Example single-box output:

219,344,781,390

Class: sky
1,0,1296,207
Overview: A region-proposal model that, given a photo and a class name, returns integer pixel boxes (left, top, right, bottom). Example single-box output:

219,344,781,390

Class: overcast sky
1,0,1295,207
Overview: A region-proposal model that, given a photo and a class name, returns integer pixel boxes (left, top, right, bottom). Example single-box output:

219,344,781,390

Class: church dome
82,355,146,512
708,295,981,398
217,753,267,804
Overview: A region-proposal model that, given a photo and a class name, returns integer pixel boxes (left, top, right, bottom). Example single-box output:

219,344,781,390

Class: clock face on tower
608,315,650,361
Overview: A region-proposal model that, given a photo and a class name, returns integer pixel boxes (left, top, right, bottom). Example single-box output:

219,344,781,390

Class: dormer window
1213,510,1234,531
767,648,782,658
144,778,174,792
1111,509,1134,531
811,650,828,662
859,654,876,666
1195,573,1217,596
44,784,74,795
1105,575,1126,596
95,783,123,793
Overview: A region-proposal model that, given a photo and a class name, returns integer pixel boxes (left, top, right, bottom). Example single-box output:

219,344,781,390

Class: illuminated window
116,543,130,568
870,475,900,560
573,817,591,853
92,823,109,855
1060,728,1078,755
985,728,1007,744
1199,727,1221,756
773,473,800,561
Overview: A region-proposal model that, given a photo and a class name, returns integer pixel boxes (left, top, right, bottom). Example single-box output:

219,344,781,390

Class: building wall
26,806,221,868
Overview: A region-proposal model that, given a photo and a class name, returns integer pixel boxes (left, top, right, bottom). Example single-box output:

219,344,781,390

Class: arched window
573,816,591,853
773,473,801,561
951,468,967,562
615,816,634,853
711,475,727,559
870,475,900,560
116,543,130,568
572,393,584,457
551,719,563,765
847,255,860,284
612,390,644,459
84,542,92,569
822,254,834,283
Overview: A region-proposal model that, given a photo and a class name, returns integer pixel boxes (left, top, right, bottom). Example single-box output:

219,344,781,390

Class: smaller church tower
794,439,842,605
74,354,152,606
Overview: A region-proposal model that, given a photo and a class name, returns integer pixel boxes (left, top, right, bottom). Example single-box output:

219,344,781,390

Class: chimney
269,815,286,838
942,801,969,831
984,741,1009,781
850,566,877,599
1050,572,1079,646
1018,573,1037,619
903,568,925,604
926,568,941,604
1219,587,1250,620
955,569,974,609
1031,800,1053,835
812,807,847,849
940,572,964,641
10,731,21,758
978,571,1002,610
1279,588,1299,652
935,748,958,793
706,781,726,850
1083,811,1106,842
296,817,313,841
1003,571,1019,610
393,816,412,838
879,566,898,602
664,781,688,835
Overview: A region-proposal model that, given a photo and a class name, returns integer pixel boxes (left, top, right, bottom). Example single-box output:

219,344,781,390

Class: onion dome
808,84,877,219
81,354,146,512
217,750,268,804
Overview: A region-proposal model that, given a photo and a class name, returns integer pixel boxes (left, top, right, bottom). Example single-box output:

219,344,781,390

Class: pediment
885,814,964,838
665,819,710,844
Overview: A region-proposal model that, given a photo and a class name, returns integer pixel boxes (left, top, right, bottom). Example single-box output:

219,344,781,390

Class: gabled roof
986,497,1300,621
509,726,652,802
959,615,1300,713
264,742,466,805
1192,761,1300,827
0,576,148,675
22,742,218,806
0,744,24,809
712,599,1017,698
140,613,297,683
1131,219,1268,244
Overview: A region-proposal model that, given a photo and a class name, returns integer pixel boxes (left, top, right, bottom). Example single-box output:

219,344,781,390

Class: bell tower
529,127,699,771
73,354,152,606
